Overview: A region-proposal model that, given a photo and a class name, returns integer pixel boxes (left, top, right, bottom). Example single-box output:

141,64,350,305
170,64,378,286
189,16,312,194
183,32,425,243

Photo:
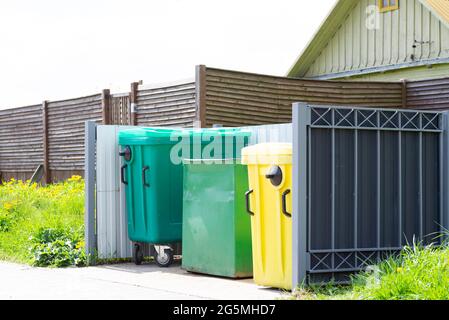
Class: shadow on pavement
96,261,283,296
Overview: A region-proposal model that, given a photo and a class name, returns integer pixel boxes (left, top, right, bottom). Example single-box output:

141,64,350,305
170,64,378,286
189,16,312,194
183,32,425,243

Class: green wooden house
288,0,449,81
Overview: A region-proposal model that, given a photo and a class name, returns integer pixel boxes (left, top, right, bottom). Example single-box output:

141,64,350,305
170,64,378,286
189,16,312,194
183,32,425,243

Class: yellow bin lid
241,143,292,165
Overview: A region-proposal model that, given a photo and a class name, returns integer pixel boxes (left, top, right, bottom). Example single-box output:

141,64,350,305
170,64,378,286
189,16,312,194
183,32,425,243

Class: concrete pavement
0,261,285,300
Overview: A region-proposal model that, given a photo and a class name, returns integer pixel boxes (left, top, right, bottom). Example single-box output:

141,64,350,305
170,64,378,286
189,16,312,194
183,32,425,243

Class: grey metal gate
292,103,446,286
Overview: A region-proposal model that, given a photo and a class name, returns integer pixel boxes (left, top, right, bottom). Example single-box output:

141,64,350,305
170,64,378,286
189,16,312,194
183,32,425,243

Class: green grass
0,177,84,265
293,241,449,300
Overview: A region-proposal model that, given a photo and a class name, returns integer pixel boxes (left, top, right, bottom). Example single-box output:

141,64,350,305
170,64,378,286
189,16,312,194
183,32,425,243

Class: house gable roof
287,0,449,78
420,0,449,27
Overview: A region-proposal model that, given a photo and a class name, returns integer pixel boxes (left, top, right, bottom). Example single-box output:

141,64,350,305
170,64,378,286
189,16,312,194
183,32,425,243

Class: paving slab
0,261,285,300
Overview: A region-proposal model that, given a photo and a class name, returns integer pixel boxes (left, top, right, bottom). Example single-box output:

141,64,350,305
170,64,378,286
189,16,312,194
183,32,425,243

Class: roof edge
287,0,358,78
418,0,449,29
303,57,449,80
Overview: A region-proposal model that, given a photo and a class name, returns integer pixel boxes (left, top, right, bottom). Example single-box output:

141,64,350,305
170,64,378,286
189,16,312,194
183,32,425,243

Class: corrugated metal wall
0,105,43,181
94,123,292,259
304,0,449,79
96,125,134,259
241,123,292,145
203,67,404,127
47,94,103,180
136,81,197,128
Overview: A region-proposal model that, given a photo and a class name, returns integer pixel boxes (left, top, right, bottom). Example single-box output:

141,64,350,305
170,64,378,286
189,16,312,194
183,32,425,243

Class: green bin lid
189,128,251,139
182,159,243,165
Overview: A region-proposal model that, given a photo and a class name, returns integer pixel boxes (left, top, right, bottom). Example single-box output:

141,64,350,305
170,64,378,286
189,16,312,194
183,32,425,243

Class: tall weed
0,176,85,266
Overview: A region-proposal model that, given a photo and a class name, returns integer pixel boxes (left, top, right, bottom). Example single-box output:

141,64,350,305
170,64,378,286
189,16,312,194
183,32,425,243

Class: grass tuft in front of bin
0,177,85,267
292,239,449,300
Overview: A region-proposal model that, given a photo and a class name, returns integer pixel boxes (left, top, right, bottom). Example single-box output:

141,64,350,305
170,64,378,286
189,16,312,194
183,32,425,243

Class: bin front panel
182,163,252,278
123,143,182,244
247,162,292,290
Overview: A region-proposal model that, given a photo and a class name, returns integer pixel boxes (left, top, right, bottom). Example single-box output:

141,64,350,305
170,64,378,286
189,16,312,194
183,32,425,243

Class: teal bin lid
119,127,251,145
118,128,189,145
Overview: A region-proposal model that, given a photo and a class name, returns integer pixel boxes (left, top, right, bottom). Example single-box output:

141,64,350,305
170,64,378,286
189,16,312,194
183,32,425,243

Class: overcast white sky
0,0,336,109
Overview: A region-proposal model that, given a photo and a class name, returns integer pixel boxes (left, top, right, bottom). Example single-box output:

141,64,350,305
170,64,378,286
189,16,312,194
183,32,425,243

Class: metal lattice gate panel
293,104,446,286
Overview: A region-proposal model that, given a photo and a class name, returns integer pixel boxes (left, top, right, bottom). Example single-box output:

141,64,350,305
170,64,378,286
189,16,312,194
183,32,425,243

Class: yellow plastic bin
241,143,293,290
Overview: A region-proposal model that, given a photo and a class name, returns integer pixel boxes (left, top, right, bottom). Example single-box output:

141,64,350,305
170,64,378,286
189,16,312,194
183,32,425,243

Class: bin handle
245,190,255,216
121,164,128,185
282,189,292,218
142,166,150,188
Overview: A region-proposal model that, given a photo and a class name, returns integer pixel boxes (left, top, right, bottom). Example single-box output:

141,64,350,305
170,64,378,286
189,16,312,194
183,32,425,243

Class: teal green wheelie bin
119,128,185,267
182,160,253,278
119,127,251,267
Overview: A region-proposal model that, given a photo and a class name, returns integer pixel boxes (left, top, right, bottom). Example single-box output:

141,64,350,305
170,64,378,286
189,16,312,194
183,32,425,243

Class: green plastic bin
119,128,184,245
189,128,250,160
182,160,253,278
118,127,251,267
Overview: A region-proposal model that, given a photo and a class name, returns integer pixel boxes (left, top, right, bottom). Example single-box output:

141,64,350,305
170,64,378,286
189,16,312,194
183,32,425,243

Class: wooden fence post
102,89,111,125
42,100,50,184
130,82,139,126
195,65,207,128
401,79,408,109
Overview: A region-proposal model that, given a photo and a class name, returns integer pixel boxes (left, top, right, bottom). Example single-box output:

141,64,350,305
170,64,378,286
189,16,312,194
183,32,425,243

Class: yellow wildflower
76,241,85,250
396,267,404,273
3,202,13,210
68,175,82,182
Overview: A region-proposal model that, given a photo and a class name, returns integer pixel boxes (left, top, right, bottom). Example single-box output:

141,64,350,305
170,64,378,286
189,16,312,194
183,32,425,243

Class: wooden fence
1,65,449,182
46,94,103,181
0,81,197,182
135,81,197,128
405,77,449,110
0,95,103,182
0,105,43,181
198,67,405,127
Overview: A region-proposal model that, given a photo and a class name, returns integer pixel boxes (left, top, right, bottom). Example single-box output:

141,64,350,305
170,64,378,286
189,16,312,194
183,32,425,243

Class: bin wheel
133,243,144,265
154,248,174,268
